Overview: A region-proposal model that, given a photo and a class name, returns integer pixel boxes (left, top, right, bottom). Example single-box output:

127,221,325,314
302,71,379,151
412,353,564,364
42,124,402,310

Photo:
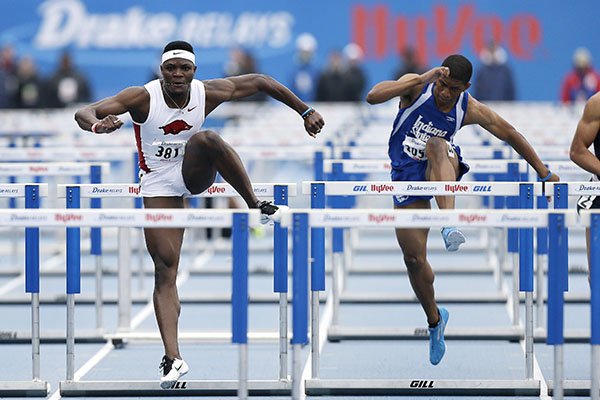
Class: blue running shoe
441,227,465,252
429,307,449,365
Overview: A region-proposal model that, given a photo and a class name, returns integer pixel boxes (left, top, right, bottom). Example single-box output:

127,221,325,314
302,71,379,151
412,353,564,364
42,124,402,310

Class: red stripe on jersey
134,124,151,173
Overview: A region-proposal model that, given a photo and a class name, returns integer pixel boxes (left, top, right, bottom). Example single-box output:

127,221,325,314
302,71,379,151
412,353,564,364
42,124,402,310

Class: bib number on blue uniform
403,136,427,160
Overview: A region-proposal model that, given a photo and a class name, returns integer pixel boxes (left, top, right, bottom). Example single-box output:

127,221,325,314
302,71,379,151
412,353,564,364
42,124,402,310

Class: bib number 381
155,145,180,159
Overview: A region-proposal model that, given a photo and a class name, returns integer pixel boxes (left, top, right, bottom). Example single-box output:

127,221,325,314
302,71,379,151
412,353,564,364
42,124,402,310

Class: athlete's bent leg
182,130,258,208
425,138,465,251
143,196,185,360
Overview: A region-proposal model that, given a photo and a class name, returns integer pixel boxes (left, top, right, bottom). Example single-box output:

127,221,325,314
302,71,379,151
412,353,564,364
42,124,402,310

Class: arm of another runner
464,96,559,182
570,93,600,176
74,86,148,134
365,67,449,105
203,74,324,137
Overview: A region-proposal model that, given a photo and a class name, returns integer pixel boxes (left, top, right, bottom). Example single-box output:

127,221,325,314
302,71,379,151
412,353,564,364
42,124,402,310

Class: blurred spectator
560,47,600,103
46,52,92,108
224,47,266,102
342,43,366,101
0,44,17,74
316,50,347,101
13,56,46,108
473,41,516,101
0,44,18,108
393,47,427,80
290,33,319,101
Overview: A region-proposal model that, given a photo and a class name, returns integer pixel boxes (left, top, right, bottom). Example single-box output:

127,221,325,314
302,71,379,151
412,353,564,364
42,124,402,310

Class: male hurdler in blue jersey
366,54,559,365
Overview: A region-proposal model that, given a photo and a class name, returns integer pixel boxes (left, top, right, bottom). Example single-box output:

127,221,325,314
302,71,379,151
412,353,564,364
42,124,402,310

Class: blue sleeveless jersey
388,82,470,206
388,82,468,168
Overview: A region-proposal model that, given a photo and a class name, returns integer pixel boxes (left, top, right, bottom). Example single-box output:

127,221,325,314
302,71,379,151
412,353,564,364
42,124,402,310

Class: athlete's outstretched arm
570,93,600,176
365,67,449,105
465,96,559,181
203,74,324,137
74,86,148,134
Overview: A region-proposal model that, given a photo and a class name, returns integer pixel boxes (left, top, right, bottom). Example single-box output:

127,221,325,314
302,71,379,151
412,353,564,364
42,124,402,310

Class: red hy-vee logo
159,120,192,135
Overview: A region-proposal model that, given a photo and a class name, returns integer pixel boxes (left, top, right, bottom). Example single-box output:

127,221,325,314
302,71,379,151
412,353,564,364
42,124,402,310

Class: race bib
403,136,427,160
152,140,186,161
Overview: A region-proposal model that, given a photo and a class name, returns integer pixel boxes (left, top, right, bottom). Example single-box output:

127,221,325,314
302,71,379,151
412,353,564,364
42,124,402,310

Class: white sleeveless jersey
134,79,206,173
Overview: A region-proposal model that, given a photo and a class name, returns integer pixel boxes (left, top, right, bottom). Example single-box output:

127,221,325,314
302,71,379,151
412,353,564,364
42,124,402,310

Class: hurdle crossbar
60,380,292,397
304,379,540,396
321,158,529,174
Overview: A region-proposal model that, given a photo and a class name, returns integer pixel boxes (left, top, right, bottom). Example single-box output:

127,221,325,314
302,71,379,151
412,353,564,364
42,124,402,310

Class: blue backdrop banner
1,0,598,101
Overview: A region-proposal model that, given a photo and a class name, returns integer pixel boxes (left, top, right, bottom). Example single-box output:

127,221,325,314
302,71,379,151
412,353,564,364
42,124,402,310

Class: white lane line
47,249,211,400
520,337,550,400
0,275,24,296
0,253,65,296
503,260,550,399
299,290,334,400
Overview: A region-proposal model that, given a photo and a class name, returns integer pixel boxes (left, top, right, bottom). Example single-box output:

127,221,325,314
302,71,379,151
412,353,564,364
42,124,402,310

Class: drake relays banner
0,0,598,101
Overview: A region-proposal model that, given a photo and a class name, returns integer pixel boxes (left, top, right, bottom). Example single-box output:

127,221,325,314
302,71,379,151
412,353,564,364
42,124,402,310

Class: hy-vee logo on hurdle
445,184,492,193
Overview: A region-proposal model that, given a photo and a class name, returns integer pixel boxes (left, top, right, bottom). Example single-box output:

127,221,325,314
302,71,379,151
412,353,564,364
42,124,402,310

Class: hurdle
281,208,550,396
0,184,49,397
0,207,292,397
544,182,600,398
331,143,512,160
304,180,534,319
303,182,543,394
0,162,110,273
55,182,296,383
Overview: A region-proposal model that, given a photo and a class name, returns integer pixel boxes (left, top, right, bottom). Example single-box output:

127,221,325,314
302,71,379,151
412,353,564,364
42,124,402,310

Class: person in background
74,40,324,389
569,91,600,282
473,41,515,101
290,33,319,102
13,56,46,108
393,47,428,81
224,47,266,102
316,49,347,102
0,44,18,108
366,54,559,367
46,51,92,108
561,47,600,104
342,43,367,102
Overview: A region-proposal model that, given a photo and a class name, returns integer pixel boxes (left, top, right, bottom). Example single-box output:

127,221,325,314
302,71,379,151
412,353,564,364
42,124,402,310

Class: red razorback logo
159,120,192,135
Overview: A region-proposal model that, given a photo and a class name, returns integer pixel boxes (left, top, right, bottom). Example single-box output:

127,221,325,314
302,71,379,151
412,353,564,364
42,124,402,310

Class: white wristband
91,122,99,133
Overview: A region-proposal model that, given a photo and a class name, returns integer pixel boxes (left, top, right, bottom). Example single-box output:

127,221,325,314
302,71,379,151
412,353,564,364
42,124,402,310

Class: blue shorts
391,147,470,207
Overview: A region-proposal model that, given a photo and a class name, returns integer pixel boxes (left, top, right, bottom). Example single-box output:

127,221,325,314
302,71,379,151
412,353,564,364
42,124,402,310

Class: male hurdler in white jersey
366,54,558,366
75,40,324,388
134,78,206,197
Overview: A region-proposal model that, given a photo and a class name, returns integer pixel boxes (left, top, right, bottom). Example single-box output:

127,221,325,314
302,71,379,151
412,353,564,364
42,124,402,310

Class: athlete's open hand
304,109,325,138
92,115,124,134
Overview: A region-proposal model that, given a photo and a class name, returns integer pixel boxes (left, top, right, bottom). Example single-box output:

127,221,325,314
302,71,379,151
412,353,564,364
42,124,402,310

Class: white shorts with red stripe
140,159,192,197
